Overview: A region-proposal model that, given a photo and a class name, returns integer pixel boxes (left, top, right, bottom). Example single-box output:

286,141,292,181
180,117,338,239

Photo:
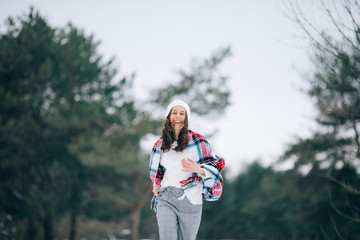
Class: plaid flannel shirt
149,130,225,212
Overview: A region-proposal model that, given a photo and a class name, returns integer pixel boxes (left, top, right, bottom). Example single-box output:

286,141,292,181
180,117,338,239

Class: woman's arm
152,183,161,197
181,158,205,175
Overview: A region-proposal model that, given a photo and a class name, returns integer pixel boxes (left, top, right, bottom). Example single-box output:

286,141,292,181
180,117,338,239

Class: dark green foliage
0,7,148,240
198,163,360,239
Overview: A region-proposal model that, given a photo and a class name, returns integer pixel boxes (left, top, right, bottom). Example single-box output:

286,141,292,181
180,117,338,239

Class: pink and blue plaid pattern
149,130,225,211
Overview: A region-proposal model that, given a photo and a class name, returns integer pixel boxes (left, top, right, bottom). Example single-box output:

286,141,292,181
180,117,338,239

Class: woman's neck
174,129,180,140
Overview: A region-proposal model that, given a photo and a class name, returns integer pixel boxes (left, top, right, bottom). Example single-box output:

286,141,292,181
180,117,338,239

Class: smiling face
169,105,186,131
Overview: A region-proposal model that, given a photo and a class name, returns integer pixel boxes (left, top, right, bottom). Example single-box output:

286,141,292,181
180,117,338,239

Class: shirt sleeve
199,167,211,179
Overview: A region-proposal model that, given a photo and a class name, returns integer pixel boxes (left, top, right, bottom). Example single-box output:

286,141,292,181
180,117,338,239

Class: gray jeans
156,187,202,240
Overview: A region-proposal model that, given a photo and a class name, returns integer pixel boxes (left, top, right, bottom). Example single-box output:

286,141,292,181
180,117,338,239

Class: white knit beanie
165,99,191,121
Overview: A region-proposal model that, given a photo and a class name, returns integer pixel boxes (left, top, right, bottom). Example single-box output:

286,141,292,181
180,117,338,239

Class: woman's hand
152,184,161,197
181,158,205,175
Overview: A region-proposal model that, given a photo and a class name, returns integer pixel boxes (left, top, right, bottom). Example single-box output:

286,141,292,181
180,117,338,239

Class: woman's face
170,106,186,131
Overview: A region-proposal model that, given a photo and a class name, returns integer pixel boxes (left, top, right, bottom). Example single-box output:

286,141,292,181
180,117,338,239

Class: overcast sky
1,0,319,177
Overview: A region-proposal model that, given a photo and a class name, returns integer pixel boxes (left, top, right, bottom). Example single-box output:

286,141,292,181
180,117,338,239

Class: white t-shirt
160,141,209,205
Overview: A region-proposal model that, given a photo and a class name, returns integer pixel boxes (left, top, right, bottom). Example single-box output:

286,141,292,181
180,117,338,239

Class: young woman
149,99,225,240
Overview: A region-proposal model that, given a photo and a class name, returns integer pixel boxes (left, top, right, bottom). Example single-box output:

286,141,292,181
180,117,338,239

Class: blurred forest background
1,0,360,240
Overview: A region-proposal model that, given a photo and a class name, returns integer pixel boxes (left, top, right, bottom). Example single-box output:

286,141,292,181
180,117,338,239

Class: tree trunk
131,202,144,240
43,205,53,240
26,217,37,240
69,209,77,240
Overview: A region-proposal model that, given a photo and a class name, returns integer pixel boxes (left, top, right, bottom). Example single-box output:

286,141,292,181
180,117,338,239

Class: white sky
0,0,319,177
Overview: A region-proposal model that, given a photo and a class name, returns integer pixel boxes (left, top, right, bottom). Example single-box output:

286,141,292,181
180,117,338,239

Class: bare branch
283,0,340,56
328,174,360,195
352,120,360,158
328,211,345,239
329,191,360,223
345,196,359,217
320,0,360,54
350,0,360,11
321,226,331,240
283,0,360,66
342,0,360,44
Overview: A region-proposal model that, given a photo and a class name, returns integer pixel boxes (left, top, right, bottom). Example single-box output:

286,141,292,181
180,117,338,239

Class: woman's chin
173,125,184,130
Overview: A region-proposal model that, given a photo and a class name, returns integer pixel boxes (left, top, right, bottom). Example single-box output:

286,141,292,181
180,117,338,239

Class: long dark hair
161,111,189,152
